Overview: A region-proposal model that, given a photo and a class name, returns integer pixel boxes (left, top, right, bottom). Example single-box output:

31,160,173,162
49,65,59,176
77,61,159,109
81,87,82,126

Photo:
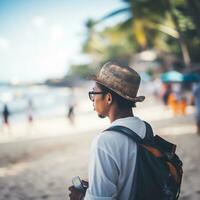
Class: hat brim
87,75,145,102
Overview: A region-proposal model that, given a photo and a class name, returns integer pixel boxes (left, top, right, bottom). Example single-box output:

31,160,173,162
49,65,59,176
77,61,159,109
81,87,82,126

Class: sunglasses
88,91,107,101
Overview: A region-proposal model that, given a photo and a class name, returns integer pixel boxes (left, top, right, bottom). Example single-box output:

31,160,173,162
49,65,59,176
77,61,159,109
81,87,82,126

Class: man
192,81,200,135
2,104,10,128
69,62,145,199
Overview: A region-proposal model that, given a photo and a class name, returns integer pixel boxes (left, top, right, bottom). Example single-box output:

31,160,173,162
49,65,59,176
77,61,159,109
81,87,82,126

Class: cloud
32,16,46,28
0,37,10,52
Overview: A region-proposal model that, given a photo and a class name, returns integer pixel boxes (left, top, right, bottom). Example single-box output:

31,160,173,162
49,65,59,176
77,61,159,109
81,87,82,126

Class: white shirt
84,117,146,200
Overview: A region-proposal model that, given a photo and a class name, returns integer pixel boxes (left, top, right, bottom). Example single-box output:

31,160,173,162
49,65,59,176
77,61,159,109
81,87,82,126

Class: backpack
106,121,183,200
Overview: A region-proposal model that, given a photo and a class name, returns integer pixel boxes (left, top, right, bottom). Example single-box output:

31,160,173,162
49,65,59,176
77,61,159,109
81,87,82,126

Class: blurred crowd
143,77,200,135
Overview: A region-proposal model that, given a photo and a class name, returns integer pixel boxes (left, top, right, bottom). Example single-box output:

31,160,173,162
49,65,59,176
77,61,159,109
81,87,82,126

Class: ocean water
0,85,71,124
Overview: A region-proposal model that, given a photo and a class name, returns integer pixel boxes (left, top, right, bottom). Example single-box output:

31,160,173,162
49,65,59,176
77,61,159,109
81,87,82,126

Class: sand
0,97,199,200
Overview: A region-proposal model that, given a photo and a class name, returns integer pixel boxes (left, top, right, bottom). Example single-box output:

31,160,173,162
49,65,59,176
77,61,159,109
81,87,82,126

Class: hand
68,186,84,200
82,180,89,188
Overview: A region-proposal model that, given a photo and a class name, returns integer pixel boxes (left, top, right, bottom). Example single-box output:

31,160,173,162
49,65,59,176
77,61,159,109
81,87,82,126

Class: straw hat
88,62,145,102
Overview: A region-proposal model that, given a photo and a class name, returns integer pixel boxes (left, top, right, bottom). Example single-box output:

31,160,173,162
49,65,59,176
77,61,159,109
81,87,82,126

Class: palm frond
118,17,133,29
97,7,131,23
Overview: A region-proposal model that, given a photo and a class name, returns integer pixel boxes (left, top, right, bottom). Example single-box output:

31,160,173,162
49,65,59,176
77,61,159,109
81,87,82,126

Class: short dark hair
96,82,136,108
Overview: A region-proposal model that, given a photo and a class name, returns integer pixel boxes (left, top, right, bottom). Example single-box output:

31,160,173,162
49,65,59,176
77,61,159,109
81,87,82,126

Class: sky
0,0,128,83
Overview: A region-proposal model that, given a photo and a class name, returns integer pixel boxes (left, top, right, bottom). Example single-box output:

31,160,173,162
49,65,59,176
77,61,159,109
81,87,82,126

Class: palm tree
95,0,193,68
82,18,105,64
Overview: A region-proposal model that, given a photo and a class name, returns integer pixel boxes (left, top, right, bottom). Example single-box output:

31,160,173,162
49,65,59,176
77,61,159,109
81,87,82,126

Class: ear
106,93,112,104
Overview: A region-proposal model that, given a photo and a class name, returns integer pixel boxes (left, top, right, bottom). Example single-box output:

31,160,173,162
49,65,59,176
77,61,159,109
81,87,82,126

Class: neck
108,106,133,123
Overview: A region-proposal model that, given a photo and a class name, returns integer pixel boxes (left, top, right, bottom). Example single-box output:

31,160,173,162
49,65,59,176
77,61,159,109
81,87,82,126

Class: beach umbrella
140,72,151,82
161,71,183,82
182,73,200,82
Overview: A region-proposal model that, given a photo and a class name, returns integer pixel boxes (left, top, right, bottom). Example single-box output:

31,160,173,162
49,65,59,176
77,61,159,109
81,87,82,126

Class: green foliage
102,44,131,63
82,0,200,67
67,64,97,78
188,37,200,61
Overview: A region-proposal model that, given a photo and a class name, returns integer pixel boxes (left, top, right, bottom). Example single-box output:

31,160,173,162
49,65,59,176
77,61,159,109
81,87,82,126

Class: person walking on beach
27,99,34,124
69,62,146,199
67,89,76,125
192,82,200,135
2,104,10,130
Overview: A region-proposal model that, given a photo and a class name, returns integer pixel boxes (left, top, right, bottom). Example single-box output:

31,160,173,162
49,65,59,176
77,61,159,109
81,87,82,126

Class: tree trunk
165,0,191,68
186,0,200,39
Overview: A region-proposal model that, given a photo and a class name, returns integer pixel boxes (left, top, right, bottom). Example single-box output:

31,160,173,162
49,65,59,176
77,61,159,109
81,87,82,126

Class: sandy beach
0,96,199,200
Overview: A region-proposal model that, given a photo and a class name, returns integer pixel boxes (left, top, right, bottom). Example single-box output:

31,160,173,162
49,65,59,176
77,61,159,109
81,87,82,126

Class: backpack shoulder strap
143,121,154,140
104,121,154,143
105,125,143,144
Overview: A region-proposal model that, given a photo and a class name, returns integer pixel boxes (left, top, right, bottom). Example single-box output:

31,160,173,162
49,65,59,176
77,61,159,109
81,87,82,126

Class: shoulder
92,131,122,150
110,116,146,139
91,129,137,157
